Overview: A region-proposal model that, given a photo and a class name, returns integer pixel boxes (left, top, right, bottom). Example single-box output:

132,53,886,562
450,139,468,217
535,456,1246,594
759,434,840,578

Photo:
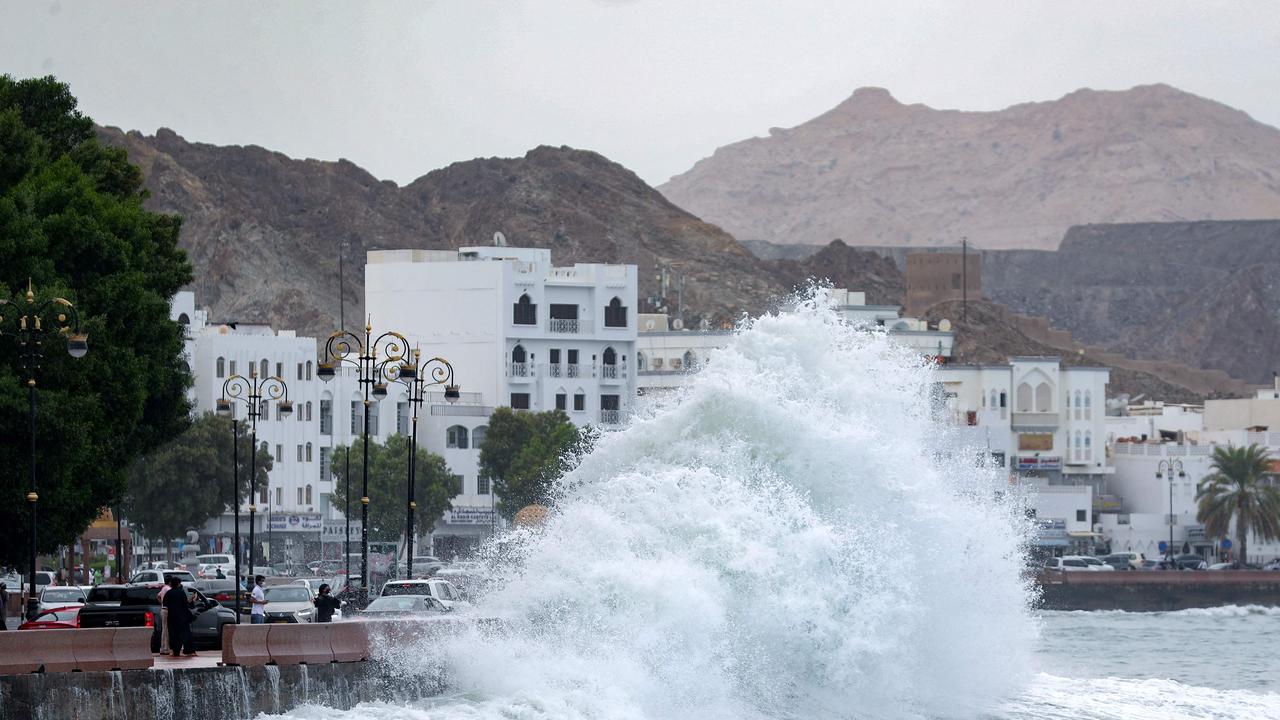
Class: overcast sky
2,1,1277,185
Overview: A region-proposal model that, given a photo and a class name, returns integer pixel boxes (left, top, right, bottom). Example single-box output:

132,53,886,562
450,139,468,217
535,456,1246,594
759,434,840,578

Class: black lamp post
1156,458,1186,561
318,321,411,591
384,348,459,579
0,280,88,620
216,366,291,620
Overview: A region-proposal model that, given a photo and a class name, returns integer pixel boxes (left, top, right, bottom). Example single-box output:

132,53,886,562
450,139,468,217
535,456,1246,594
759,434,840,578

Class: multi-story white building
935,356,1111,554
363,245,638,556
172,292,344,566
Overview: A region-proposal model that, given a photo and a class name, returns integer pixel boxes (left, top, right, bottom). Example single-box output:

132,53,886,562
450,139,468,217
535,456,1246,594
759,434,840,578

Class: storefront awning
1034,537,1071,547
1067,531,1104,538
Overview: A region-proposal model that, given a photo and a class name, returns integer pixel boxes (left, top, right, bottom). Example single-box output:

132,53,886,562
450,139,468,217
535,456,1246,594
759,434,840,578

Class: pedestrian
161,576,196,656
0,583,8,631
157,581,172,654
312,583,340,623
250,575,267,624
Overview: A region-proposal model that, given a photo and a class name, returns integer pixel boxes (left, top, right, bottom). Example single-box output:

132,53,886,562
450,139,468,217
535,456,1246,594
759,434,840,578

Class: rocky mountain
96,127,899,338
660,85,1280,250
983,221,1280,385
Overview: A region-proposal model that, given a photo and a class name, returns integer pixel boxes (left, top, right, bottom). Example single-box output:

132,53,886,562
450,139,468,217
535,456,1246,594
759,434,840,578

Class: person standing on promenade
161,576,196,656
313,583,340,623
250,575,268,624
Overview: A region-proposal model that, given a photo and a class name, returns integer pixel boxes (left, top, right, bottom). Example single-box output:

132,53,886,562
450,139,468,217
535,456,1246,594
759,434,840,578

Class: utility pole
961,236,968,323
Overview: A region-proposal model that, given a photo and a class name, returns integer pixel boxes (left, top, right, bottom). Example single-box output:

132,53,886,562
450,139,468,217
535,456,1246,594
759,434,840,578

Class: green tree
1196,443,1280,566
0,75,192,565
331,435,459,543
478,408,585,521
124,413,271,559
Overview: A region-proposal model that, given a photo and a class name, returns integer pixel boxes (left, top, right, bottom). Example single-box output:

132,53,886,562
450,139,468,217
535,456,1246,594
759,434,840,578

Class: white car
262,585,341,623
379,578,469,610
1074,556,1116,572
38,586,87,613
193,554,236,578
128,569,196,586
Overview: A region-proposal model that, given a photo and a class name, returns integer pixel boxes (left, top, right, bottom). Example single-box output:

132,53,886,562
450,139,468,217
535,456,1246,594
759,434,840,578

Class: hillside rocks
97,127,901,337
660,85,1280,250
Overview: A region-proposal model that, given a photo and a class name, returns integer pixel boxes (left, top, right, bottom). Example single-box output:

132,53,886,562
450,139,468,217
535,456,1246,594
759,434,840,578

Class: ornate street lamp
216,366,291,619
1156,458,1187,561
384,348,459,578
0,280,88,620
318,320,411,590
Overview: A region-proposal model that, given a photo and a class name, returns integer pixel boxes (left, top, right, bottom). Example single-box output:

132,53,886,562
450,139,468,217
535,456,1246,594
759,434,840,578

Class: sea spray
410,291,1039,720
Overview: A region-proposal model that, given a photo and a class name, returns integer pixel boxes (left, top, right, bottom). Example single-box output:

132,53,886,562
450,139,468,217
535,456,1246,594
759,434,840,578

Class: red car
18,605,81,630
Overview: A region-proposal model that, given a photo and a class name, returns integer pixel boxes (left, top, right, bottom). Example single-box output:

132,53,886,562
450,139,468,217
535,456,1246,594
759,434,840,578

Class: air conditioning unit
643,319,657,331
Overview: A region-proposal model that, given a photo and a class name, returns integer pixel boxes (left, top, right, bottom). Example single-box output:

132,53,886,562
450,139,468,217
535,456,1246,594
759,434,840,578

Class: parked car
78,584,236,652
358,595,448,617
1207,562,1248,570
129,570,196,586
33,570,58,594
193,554,236,579
1171,554,1208,571
1262,559,1280,571
38,586,87,613
1101,552,1144,570
261,584,341,623
379,578,469,610
195,579,250,612
1044,557,1091,572
18,606,80,630
1073,556,1116,571
395,556,446,578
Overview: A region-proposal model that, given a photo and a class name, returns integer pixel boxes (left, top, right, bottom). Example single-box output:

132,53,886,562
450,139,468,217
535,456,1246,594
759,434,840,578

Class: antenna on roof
493,231,507,247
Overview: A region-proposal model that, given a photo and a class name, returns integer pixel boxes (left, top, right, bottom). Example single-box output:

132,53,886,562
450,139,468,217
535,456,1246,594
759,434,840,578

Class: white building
173,292,342,566
363,245,638,556
935,357,1111,554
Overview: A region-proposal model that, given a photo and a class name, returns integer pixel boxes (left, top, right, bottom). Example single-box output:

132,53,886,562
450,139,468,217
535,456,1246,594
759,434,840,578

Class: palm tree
1196,444,1280,566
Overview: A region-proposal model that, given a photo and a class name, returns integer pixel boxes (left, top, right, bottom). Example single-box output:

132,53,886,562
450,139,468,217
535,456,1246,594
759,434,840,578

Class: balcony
567,363,580,378
548,318,579,334
549,363,563,378
1011,412,1058,429
509,362,533,382
600,409,621,425
600,364,622,383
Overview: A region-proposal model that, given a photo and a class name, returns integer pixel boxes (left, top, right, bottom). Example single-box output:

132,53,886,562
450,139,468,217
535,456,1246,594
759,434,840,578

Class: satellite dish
672,318,685,331
493,231,507,247
938,319,951,331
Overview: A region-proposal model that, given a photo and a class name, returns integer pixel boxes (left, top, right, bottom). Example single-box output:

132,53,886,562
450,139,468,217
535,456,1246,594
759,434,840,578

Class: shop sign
267,513,323,532
448,506,497,525
1015,455,1062,471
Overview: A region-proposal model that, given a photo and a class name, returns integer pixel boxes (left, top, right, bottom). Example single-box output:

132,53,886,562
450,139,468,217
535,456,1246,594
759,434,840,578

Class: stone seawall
0,661,444,720
1037,571,1280,611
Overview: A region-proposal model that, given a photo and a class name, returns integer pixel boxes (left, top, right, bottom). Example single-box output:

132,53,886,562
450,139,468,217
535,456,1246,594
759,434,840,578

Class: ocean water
267,294,1280,720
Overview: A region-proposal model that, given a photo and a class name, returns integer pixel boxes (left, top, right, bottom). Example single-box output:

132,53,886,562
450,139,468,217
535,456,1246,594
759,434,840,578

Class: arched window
306,401,313,421
260,399,269,421
297,487,303,505
446,425,469,449
1074,390,1082,420
513,293,537,325
260,359,269,379
306,361,313,381
1016,383,1032,412
604,296,628,328
305,484,313,505
683,350,697,370
306,442,313,462
512,344,527,363
637,351,646,371
177,313,190,325
1074,431,1082,460
216,357,226,379
602,347,617,365
1034,383,1051,413
1084,431,1092,460
1084,391,1092,420
472,425,487,449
